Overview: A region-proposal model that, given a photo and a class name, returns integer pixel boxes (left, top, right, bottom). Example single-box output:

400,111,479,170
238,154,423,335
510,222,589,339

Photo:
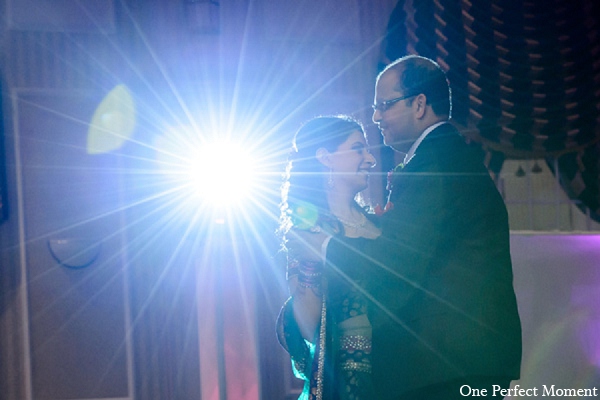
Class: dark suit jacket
327,123,522,399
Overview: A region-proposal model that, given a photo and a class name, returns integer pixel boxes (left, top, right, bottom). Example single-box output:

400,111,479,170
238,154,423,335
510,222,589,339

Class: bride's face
326,130,376,193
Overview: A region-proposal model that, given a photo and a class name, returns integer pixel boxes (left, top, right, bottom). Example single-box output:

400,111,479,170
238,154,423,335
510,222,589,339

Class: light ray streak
325,252,466,375
268,31,388,138
27,187,199,325
17,178,192,300
20,0,193,140
16,179,187,259
10,94,160,156
226,1,255,138
21,201,206,369
280,222,500,376
114,0,201,133
326,233,499,332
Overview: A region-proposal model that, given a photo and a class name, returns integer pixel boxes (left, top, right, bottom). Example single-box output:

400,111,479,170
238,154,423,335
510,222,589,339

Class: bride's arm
288,263,324,341
285,229,330,341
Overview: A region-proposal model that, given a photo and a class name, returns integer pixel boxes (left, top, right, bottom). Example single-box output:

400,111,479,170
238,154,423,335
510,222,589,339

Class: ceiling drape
381,0,600,222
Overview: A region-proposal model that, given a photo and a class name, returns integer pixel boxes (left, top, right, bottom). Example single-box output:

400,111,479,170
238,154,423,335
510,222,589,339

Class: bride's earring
316,148,334,189
328,168,334,188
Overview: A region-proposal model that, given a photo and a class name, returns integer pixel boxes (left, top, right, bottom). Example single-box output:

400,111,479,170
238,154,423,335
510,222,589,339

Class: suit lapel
388,123,460,200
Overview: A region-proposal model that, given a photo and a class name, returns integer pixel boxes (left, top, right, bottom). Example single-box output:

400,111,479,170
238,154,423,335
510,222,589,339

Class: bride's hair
279,115,365,237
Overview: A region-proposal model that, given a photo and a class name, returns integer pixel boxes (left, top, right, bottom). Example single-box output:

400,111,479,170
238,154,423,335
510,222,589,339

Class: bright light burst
186,140,258,208
153,125,277,227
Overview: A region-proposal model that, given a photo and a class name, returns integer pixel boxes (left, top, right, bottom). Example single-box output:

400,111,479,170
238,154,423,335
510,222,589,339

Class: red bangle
297,260,323,288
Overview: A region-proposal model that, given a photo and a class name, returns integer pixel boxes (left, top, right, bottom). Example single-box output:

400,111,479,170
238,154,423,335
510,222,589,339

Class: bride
277,115,380,400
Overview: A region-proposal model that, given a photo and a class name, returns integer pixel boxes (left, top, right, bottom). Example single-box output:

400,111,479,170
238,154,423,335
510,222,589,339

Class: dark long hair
279,115,365,237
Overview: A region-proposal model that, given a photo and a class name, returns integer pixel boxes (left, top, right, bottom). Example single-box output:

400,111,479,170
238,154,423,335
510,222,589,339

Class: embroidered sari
277,265,374,400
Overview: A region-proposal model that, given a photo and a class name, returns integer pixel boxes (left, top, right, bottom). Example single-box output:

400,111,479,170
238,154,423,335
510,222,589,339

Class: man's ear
415,93,427,119
316,148,331,168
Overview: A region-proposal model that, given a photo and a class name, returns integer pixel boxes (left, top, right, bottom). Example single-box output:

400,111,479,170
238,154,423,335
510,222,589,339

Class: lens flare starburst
187,140,257,208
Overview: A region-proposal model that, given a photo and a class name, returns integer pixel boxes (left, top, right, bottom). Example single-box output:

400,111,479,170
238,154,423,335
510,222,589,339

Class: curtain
381,0,600,222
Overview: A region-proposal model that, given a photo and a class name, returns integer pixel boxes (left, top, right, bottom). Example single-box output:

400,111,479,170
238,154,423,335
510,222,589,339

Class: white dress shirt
403,121,448,166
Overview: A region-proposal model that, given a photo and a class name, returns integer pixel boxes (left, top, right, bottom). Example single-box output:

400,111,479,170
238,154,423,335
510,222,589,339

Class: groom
326,55,522,399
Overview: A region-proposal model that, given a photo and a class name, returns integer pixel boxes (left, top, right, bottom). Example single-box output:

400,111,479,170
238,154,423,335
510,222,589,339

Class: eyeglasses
371,94,416,113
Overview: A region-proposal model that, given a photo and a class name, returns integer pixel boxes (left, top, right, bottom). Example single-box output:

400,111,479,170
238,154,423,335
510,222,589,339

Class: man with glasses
325,55,522,399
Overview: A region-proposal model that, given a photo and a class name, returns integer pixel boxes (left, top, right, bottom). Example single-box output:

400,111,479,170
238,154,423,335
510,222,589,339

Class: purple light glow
569,236,600,368
510,234,600,393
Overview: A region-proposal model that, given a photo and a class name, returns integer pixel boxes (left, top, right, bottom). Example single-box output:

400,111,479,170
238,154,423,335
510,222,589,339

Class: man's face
372,70,418,153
